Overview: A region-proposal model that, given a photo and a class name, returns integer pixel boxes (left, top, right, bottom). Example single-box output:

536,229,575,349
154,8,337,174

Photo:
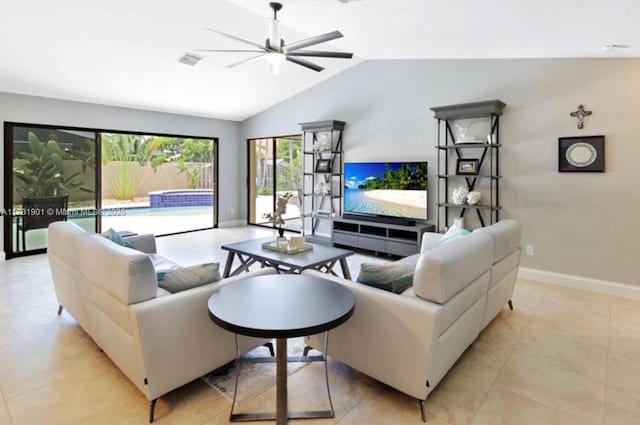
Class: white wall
241,59,640,286
0,91,243,258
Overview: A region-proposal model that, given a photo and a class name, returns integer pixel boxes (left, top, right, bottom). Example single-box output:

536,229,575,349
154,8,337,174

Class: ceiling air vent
178,52,202,66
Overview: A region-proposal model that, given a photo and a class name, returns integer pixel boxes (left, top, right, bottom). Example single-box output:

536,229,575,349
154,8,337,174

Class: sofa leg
149,399,157,423
508,300,514,311
57,305,64,315
264,342,275,357
419,399,427,422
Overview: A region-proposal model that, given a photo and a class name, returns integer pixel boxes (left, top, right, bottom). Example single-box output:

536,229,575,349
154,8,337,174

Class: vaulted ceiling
1,0,638,121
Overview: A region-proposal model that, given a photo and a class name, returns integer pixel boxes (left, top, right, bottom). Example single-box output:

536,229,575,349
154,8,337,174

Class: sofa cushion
149,254,181,274
356,263,414,294
436,227,470,246
101,228,134,249
77,234,158,305
476,219,521,263
157,263,221,293
413,231,493,304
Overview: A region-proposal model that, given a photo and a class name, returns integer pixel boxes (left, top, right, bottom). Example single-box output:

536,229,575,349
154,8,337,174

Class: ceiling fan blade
205,28,268,51
284,31,344,52
194,49,265,53
286,56,324,72
286,50,353,59
227,53,267,68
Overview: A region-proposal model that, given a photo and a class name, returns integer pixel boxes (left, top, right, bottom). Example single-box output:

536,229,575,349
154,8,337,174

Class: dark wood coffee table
208,274,355,425
221,237,353,279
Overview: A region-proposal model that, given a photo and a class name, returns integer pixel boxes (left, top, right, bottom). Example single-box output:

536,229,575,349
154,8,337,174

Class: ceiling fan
194,2,354,74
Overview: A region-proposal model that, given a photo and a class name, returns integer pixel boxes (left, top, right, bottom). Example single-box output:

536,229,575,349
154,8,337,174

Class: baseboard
218,219,246,228
519,267,640,300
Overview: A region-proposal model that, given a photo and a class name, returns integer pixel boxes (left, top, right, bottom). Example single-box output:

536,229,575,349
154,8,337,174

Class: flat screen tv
344,162,428,221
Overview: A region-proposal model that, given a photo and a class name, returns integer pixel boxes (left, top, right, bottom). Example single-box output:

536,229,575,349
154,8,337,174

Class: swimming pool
149,189,214,208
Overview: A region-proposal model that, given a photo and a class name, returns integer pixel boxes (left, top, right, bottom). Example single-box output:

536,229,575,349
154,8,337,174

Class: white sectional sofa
47,222,273,422
304,220,521,421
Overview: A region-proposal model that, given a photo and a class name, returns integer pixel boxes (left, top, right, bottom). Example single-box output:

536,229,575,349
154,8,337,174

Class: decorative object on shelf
263,192,293,237
313,132,332,152
453,122,483,144
451,186,469,205
570,105,592,130
314,181,331,195
456,158,480,175
558,135,605,172
466,191,481,205
315,158,332,173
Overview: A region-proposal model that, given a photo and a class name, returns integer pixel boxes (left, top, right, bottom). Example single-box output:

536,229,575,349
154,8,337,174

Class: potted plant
13,132,92,198
12,132,93,251
263,192,293,240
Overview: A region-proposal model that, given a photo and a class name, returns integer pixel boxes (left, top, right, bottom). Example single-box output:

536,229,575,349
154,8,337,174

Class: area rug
202,337,316,402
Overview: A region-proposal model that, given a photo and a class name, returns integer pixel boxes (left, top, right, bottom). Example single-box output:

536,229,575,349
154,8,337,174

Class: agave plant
13,132,92,197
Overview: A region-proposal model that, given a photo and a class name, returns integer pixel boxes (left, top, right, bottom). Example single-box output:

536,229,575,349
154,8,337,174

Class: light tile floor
0,226,639,425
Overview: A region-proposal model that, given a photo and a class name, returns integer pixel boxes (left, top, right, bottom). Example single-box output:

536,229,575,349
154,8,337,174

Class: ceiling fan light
268,19,280,49
265,52,286,65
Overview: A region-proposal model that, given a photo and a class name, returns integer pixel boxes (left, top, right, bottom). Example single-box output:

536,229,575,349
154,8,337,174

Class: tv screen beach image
344,162,427,220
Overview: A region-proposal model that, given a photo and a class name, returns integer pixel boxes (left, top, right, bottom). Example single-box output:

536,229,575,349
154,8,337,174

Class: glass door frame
246,135,302,231
3,121,219,259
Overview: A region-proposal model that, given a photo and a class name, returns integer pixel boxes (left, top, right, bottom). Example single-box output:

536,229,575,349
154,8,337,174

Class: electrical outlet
230,208,235,215
526,245,534,256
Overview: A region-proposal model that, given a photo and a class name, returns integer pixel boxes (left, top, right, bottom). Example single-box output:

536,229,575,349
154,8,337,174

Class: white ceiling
1,0,638,121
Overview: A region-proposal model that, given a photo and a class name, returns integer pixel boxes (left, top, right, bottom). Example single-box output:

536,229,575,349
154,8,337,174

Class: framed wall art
456,158,479,175
558,135,605,172
315,158,332,173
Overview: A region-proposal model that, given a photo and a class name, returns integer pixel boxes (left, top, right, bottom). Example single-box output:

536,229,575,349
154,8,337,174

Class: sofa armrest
420,232,442,253
302,270,440,400
130,268,276,400
125,234,157,254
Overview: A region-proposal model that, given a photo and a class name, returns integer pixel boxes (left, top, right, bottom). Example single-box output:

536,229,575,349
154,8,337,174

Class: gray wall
0,91,242,258
241,59,640,286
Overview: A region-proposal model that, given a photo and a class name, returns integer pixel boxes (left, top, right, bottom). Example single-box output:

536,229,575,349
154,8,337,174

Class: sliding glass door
100,133,217,236
248,135,302,231
4,124,98,258
3,123,219,259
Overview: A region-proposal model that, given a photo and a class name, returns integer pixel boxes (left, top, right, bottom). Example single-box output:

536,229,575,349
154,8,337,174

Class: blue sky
345,162,424,189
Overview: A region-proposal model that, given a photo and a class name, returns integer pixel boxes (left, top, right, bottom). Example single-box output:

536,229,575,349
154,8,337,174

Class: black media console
332,217,435,257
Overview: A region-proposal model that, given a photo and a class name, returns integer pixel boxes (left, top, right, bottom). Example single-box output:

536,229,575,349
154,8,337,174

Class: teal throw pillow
356,263,414,294
101,228,133,249
157,262,221,293
436,227,471,246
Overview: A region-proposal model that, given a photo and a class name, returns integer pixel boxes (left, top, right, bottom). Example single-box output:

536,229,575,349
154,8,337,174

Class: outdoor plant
101,134,164,200
13,132,92,197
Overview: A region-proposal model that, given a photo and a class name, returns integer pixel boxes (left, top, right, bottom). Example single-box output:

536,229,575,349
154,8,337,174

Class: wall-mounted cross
570,105,592,129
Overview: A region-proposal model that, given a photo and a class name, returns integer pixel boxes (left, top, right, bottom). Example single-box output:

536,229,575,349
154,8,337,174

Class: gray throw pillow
356,263,414,294
157,262,221,293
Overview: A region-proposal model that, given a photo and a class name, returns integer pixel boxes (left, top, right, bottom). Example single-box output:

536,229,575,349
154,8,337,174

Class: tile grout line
466,282,547,425
0,390,14,425
481,283,606,425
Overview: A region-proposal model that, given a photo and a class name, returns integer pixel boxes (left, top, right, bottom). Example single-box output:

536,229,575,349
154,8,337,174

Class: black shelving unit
299,120,345,243
431,100,506,232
